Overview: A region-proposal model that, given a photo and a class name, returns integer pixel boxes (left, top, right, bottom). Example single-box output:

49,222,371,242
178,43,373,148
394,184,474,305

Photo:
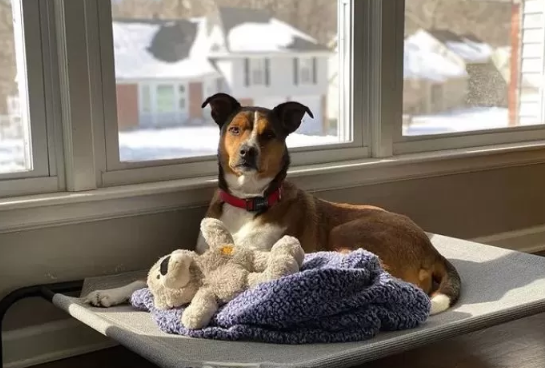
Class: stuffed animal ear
200,218,234,248
163,250,194,289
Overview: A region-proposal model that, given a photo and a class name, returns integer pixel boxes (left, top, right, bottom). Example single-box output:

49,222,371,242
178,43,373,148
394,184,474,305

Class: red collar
219,186,282,212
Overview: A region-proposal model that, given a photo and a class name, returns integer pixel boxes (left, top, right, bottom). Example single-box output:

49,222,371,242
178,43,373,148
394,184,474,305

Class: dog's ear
201,93,241,127
272,101,314,135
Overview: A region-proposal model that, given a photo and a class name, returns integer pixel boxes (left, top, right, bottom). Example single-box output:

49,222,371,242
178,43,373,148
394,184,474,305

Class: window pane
299,57,313,84
0,0,31,174
403,0,545,136
112,0,345,162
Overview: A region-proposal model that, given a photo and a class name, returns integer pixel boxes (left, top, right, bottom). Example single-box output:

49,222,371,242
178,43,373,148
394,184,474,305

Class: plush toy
146,217,305,330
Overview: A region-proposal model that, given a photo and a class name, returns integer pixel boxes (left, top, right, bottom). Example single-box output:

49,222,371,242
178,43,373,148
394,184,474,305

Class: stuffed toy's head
147,249,200,310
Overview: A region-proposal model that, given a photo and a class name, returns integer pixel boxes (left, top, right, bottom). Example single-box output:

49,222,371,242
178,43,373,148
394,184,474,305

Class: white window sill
1,140,544,234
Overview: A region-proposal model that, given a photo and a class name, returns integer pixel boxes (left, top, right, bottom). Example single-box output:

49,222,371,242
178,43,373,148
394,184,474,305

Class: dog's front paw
83,289,124,308
181,307,208,330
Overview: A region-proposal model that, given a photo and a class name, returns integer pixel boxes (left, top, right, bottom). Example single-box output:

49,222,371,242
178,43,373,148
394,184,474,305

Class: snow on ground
118,127,341,162
403,107,510,136
1,107,540,172
0,139,25,174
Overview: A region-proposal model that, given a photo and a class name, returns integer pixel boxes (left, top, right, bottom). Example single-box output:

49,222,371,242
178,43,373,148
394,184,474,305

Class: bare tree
405,0,512,45
112,0,336,44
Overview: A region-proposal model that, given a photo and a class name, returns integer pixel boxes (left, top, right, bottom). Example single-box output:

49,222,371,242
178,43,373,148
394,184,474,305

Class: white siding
519,0,545,124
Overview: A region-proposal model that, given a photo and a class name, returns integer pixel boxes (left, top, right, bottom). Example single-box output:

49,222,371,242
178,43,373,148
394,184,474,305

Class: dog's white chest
219,204,286,251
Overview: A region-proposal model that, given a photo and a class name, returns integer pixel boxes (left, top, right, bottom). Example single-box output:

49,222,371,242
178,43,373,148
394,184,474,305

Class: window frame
88,0,371,187
0,0,64,198
3,0,543,202
391,0,545,155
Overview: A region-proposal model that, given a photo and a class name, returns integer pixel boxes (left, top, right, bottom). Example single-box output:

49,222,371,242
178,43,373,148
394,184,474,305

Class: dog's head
201,93,313,192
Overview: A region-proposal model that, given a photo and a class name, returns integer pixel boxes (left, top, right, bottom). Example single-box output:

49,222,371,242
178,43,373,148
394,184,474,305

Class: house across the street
113,6,332,135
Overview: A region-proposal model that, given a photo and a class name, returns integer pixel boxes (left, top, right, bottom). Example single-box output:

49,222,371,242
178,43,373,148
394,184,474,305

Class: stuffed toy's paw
271,235,305,267
181,306,208,330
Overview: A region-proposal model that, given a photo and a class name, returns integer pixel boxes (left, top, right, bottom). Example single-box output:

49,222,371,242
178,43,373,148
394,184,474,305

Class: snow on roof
428,29,493,63
227,19,320,53
404,30,468,82
112,18,218,80
217,7,329,53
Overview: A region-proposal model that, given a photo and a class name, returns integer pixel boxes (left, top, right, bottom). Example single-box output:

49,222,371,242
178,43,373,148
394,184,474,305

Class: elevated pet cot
2,234,545,368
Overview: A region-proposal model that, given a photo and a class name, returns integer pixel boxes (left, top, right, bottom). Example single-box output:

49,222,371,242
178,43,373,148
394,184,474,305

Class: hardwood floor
34,251,545,368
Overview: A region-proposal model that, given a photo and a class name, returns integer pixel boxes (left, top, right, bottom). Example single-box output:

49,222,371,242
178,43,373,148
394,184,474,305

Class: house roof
428,28,493,63
214,7,330,53
404,30,468,82
112,18,218,80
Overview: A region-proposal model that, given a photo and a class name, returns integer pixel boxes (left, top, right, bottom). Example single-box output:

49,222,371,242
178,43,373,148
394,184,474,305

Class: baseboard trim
471,224,545,254
2,319,116,368
3,225,545,368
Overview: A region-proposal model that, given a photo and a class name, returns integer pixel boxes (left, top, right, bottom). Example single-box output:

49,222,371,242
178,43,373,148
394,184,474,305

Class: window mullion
365,0,404,158
54,0,98,191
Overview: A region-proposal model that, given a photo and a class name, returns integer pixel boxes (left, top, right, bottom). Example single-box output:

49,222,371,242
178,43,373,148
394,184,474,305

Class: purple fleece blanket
130,249,431,344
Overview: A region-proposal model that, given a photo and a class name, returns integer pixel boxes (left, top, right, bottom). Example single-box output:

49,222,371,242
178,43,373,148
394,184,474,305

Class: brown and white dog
85,93,461,315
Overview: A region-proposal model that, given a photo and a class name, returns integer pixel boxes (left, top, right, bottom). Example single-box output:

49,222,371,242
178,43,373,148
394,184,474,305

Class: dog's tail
429,256,461,315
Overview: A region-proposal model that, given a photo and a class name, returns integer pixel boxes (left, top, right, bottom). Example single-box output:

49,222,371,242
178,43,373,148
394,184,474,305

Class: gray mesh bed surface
52,234,545,368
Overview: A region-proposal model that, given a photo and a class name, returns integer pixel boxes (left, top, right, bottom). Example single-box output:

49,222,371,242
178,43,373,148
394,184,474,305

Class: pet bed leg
0,281,83,368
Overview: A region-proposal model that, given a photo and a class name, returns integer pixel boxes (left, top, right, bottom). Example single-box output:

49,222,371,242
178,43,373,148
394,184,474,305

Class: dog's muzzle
235,144,259,170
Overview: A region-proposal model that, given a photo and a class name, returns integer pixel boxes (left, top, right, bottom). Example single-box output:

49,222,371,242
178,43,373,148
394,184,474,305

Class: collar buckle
245,196,269,212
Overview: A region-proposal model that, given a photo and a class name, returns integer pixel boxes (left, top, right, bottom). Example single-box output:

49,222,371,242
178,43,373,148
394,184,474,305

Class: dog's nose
239,145,257,159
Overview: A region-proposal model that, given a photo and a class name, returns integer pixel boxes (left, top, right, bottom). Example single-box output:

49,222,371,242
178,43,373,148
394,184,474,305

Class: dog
85,93,461,315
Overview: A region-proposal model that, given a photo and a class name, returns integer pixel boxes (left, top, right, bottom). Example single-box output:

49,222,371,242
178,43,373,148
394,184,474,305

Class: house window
295,57,317,85
430,84,443,112
245,58,269,86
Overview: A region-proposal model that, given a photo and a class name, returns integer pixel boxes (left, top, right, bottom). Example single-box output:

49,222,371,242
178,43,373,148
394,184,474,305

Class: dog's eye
262,131,275,141
228,126,240,136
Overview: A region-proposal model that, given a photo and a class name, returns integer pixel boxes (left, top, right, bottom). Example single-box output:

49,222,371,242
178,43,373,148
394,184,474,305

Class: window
294,57,317,85
398,0,545,153
1,1,36,175
2,0,545,199
0,0,59,197
247,58,268,86
97,0,357,185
